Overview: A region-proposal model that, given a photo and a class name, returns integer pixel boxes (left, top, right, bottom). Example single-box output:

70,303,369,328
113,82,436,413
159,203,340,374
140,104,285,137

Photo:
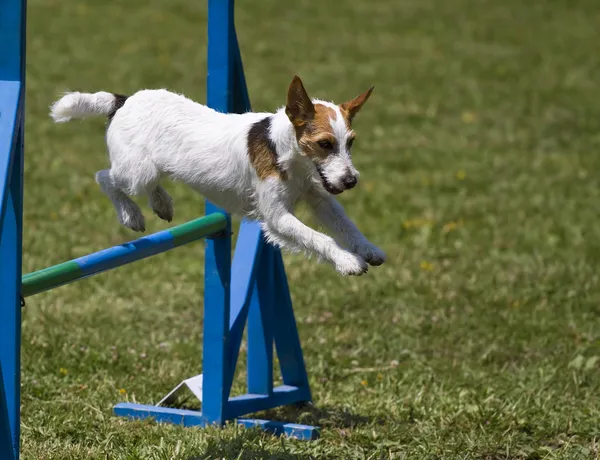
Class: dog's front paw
355,243,386,266
334,252,368,276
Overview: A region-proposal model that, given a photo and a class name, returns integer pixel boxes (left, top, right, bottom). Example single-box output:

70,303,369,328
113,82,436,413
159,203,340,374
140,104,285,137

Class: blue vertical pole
207,0,234,114
202,221,231,425
203,0,312,427
0,0,26,458
0,188,22,460
0,130,24,460
221,0,261,396
202,0,234,425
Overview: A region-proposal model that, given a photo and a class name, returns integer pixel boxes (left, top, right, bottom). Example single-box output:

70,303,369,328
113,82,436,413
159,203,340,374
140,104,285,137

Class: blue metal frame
0,0,26,457
115,0,317,440
0,0,318,454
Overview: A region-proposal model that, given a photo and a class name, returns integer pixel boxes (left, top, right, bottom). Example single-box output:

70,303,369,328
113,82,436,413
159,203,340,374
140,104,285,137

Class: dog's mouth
315,165,343,195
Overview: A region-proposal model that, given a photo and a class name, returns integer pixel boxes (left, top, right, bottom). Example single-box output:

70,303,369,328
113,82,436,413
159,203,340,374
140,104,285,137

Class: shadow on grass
254,402,385,429
169,398,382,430
187,404,383,459
188,426,316,460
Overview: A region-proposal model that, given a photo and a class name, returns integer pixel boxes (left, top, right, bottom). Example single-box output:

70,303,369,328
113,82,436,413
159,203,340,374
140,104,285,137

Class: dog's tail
50,91,128,123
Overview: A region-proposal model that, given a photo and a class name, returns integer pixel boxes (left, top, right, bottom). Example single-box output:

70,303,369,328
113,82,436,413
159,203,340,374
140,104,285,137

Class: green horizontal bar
22,261,83,298
170,212,228,246
22,213,228,298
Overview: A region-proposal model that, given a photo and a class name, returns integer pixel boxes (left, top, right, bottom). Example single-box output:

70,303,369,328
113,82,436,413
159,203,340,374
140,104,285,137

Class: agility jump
0,1,321,459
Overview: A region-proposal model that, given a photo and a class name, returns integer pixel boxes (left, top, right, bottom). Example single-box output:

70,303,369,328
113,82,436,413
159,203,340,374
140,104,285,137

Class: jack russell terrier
50,76,386,276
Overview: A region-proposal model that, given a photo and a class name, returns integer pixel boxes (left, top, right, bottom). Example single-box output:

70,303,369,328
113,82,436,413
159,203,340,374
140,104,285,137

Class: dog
49,76,386,276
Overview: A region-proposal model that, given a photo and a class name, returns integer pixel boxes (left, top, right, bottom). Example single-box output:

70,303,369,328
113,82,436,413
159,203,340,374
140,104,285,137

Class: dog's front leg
262,217,369,276
306,191,386,266
258,181,368,276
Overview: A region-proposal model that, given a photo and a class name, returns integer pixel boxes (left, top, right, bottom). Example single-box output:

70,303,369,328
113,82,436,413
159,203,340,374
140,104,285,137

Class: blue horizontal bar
117,403,194,426
74,229,174,276
22,214,227,297
237,418,320,441
113,403,319,440
226,385,311,419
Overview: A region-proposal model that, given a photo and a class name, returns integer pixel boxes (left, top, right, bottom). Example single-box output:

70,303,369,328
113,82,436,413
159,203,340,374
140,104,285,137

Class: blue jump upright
0,0,26,458
0,0,318,458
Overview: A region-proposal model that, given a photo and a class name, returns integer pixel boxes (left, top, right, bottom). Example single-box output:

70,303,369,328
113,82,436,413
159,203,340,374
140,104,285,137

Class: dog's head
285,75,373,195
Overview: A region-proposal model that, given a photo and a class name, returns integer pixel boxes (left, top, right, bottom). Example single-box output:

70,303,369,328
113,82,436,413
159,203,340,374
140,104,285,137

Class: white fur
49,89,386,275
319,100,359,188
50,91,119,122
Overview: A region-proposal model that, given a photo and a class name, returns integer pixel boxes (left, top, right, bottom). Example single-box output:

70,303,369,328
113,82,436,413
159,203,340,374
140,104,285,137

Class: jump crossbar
21,213,228,298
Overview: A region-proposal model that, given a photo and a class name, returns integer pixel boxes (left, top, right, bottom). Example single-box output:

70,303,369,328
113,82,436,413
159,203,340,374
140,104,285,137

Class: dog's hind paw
117,201,146,232
334,252,368,276
153,205,174,223
122,215,146,232
149,186,174,222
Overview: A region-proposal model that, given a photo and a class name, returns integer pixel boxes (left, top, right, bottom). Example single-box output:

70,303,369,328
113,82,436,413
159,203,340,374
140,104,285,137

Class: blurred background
22,0,600,458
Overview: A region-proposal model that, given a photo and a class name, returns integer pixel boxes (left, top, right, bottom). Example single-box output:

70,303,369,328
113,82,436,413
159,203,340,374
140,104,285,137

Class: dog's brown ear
340,86,374,124
286,75,315,126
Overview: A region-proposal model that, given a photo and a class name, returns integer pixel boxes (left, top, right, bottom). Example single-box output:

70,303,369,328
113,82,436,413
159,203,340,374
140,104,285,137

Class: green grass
18,0,600,458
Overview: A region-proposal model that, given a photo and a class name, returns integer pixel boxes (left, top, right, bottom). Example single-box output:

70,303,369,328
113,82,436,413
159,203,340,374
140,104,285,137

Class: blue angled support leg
247,242,275,397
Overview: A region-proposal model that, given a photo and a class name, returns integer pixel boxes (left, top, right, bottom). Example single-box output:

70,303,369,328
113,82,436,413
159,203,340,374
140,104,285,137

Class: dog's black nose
343,175,358,189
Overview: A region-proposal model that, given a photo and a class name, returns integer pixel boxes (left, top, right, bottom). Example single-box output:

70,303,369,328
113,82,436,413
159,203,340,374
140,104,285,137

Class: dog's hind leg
147,185,174,222
96,169,146,232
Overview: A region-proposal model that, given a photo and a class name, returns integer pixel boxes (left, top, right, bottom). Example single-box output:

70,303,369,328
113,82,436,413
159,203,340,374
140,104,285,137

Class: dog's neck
268,107,311,176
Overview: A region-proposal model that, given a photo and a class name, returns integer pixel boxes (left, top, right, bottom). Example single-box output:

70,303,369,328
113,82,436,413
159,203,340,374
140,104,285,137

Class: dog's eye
347,138,355,150
318,140,334,150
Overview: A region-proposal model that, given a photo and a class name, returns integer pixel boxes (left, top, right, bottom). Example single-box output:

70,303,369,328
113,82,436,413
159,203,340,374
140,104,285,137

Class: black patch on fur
248,117,277,153
107,93,129,121
247,117,286,178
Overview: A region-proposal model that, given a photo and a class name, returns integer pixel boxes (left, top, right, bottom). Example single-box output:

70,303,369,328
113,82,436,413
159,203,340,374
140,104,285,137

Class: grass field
18,0,600,458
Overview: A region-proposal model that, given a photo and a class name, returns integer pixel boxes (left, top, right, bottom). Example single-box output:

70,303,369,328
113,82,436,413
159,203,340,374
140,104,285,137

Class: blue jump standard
113,232,319,441
1,0,320,455
113,0,319,440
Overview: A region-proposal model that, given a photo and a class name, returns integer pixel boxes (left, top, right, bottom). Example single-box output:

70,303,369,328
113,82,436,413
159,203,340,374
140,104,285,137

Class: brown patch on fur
313,104,337,138
285,75,359,162
297,103,338,162
247,117,287,180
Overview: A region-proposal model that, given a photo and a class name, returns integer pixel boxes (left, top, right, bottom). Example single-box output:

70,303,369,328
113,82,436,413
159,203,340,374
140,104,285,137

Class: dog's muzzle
315,165,342,194
315,165,358,195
